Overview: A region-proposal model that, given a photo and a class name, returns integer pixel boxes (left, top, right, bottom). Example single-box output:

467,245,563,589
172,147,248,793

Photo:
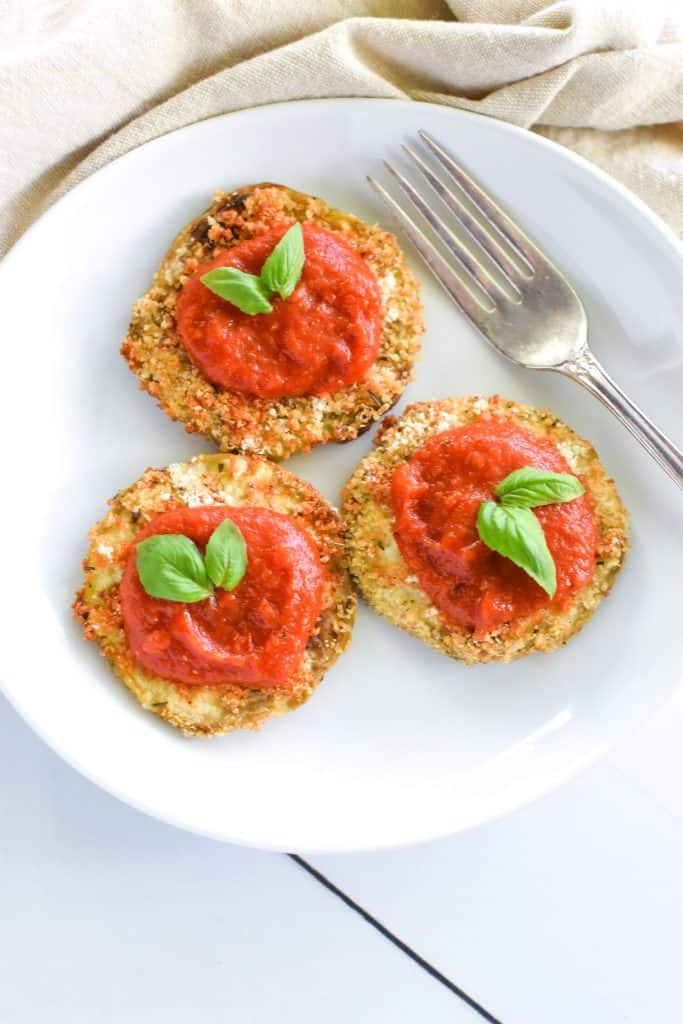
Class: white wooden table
2,682,681,1023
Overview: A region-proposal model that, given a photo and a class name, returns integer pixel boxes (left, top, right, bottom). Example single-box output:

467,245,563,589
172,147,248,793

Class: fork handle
560,348,683,489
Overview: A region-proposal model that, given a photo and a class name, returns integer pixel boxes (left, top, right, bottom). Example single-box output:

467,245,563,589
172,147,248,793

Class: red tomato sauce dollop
175,223,383,399
120,506,324,689
391,420,597,633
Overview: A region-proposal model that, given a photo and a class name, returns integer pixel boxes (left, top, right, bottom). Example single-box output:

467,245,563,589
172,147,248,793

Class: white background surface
2,684,682,1023
2,100,682,1020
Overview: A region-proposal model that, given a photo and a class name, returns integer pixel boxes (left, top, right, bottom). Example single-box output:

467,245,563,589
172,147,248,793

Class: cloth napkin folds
2,0,682,255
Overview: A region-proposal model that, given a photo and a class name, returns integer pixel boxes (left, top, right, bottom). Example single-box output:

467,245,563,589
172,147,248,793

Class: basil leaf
204,518,248,591
200,267,273,315
136,534,213,603
476,501,556,597
496,466,584,509
260,222,305,300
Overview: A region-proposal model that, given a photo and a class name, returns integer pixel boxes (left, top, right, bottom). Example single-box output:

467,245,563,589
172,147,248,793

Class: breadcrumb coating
122,184,423,460
343,396,629,664
74,454,356,735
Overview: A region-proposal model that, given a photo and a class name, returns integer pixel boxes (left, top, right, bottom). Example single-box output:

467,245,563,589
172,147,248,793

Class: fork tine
383,160,510,304
402,144,524,293
367,176,495,324
418,130,536,273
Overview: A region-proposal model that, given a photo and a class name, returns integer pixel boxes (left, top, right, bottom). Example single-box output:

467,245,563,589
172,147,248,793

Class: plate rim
6,97,683,269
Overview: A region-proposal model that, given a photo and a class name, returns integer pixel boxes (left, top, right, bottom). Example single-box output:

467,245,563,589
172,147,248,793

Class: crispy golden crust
121,184,423,460
74,454,356,735
342,395,629,664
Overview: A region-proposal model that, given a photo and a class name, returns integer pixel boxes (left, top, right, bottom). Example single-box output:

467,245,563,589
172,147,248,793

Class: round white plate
1,99,682,852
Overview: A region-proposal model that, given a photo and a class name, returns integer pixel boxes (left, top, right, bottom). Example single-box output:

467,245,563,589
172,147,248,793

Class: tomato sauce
175,223,383,399
119,506,324,689
391,420,597,633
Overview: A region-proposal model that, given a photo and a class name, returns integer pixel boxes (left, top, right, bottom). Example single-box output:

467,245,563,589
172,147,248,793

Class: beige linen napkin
2,0,682,255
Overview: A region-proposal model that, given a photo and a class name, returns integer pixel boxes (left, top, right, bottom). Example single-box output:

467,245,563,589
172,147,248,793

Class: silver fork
368,131,683,489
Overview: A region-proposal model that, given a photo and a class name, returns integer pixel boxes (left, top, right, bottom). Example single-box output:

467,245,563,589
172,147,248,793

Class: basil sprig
136,519,248,603
136,534,213,603
494,466,585,508
260,222,305,300
476,466,585,597
205,519,247,591
199,268,273,315
477,502,556,596
200,222,304,315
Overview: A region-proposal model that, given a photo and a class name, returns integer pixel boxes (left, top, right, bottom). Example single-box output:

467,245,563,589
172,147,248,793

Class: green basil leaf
204,518,248,591
136,534,213,603
476,501,557,597
259,222,305,300
200,267,273,315
496,466,584,509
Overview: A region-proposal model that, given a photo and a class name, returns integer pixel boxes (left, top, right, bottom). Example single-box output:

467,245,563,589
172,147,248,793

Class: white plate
1,99,682,852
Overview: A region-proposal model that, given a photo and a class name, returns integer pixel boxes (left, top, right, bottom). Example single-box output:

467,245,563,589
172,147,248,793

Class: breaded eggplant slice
343,395,628,664
74,453,356,735
122,184,423,460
